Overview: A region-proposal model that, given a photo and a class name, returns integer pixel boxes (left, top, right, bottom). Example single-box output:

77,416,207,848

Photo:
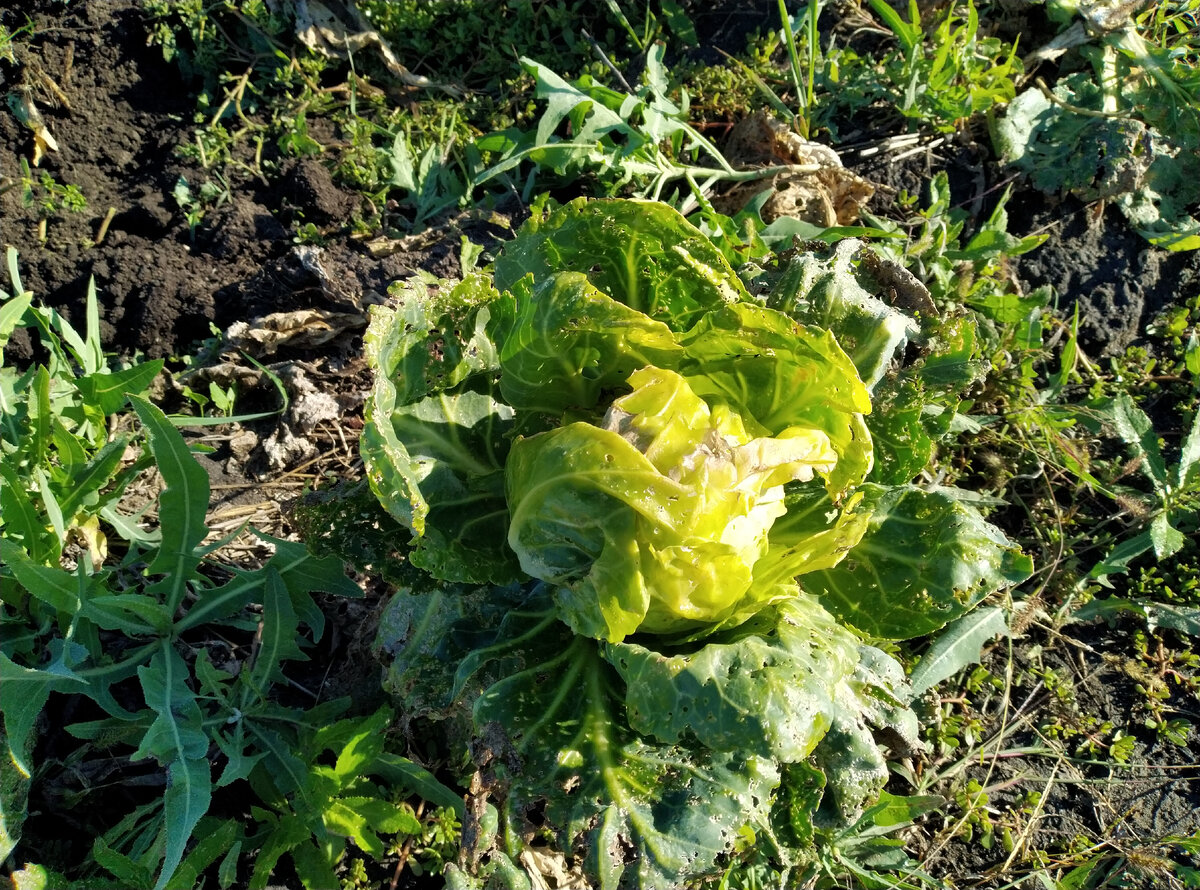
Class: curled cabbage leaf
506,366,843,642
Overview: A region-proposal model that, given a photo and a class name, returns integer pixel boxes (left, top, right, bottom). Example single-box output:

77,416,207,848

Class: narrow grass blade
601,0,644,50
866,0,921,53
777,0,806,132
32,366,50,466
5,247,26,297
168,351,287,428
83,277,104,375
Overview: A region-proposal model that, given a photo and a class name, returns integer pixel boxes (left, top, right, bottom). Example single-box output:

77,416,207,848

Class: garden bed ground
1,1,1197,888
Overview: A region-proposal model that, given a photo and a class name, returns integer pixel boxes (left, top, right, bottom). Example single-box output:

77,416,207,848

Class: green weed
358,0,617,94
0,17,34,65
867,0,1021,133
240,706,462,890
719,0,1022,141
15,158,87,243
0,250,457,889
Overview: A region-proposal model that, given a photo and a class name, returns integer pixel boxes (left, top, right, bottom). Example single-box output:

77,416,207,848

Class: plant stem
777,0,808,136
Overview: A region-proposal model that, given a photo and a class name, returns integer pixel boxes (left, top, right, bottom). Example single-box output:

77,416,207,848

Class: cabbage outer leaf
811,644,919,825
494,197,748,330
377,582,921,885
378,584,779,890
761,239,919,389
362,273,522,584
607,595,862,761
803,484,1034,639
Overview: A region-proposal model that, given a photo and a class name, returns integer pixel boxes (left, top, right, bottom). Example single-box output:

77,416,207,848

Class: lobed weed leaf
1107,391,1170,491
245,706,452,890
54,436,131,527
131,644,212,890
1176,401,1200,491
130,396,209,616
92,835,155,889
77,361,166,416
246,568,308,693
163,817,241,890
0,463,48,559
0,641,87,861
371,753,466,818
0,291,32,350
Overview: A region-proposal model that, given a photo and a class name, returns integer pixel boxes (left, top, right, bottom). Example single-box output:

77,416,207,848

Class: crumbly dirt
1011,197,1200,356
2,1,1198,888
2,0,222,359
0,0,458,367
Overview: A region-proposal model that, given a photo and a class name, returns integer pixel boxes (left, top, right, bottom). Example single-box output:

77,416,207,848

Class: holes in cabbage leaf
523,799,548,826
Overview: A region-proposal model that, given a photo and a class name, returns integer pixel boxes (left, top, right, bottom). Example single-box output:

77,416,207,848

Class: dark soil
2,1,1198,888
1011,197,1200,355
0,0,456,367
2,0,227,359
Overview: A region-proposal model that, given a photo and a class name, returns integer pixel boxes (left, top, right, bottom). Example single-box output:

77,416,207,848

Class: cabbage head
506,365,843,641
367,198,1034,889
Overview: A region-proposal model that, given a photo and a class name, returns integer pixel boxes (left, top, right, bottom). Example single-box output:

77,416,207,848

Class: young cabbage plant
364,198,1031,888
